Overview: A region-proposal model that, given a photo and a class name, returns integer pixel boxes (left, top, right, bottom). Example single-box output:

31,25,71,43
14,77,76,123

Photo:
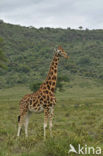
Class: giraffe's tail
18,115,21,122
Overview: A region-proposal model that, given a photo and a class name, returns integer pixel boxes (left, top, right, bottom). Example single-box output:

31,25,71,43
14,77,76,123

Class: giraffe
17,46,69,139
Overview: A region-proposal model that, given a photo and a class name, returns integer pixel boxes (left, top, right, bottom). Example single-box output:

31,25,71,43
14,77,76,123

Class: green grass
0,78,103,156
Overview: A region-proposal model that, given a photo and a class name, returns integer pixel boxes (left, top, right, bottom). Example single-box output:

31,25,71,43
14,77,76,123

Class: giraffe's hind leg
44,108,49,140
17,109,29,137
17,118,22,137
17,115,23,137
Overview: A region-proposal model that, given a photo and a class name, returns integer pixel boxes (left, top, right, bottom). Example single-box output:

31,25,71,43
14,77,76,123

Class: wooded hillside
0,20,103,88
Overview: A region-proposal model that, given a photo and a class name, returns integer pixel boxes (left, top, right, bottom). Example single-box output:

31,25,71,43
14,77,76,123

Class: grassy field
0,77,103,156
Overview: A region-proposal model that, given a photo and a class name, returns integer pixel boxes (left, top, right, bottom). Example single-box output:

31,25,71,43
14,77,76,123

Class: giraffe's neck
45,53,59,92
40,53,59,92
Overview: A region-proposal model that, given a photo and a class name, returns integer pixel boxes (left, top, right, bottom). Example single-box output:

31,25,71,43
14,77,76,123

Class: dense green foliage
0,21,103,88
0,37,7,69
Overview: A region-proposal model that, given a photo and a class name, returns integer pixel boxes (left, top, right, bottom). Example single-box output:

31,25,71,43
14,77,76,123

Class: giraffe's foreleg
44,109,49,140
49,107,54,137
24,111,31,137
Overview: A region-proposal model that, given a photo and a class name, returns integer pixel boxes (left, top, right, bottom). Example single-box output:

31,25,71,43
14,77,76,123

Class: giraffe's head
56,46,69,59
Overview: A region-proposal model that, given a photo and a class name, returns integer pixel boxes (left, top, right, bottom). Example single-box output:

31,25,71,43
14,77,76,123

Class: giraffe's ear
58,45,62,50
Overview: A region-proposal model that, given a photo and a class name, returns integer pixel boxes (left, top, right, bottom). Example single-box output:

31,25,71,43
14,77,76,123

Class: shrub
30,81,42,92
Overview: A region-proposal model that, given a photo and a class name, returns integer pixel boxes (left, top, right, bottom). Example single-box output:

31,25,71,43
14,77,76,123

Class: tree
79,26,83,30
0,38,7,69
30,81,42,92
56,75,70,91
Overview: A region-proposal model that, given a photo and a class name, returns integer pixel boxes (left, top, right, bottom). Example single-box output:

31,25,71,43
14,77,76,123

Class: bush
56,75,70,91
58,75,70,82
99,74,103,80
56,80,63,91
30,81,42,92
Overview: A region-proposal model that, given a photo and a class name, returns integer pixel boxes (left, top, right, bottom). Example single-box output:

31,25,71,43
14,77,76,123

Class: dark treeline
0,20,103,88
